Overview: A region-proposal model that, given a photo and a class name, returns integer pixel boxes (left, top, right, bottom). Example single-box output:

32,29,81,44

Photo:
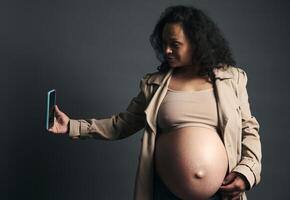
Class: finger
47,126,56,133
47,122,55,132
55,105,59,111
54,105,61,114
220,190,241,197
222,173,237,185
219,181,239,193
47,121,59,134
231,193,242,200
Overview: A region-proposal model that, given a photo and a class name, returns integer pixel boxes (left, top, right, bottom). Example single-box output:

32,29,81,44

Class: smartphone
46,89,56,130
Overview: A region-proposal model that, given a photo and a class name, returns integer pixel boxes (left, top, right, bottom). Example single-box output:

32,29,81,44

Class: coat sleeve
67,74,151,140
232,68,262,190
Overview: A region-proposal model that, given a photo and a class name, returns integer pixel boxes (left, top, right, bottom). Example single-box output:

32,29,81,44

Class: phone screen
46,89,56,130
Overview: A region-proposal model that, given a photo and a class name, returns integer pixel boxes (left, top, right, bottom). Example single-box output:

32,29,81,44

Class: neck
172,65,200,78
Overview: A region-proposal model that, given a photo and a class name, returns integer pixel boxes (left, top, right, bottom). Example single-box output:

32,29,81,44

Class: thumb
222,172,237,185
54,105,62,115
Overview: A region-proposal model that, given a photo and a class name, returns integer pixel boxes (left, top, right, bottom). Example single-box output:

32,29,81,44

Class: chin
168,63,182,68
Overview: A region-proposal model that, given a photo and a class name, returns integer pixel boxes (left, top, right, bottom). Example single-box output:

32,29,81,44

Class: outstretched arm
68,74,150,140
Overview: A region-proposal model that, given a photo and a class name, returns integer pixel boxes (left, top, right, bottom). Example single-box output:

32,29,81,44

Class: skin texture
154,127,229,200
162,22,197,75
47,105,69,134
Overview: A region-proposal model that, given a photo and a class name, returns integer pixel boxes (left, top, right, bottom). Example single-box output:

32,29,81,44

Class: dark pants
153,169,222,200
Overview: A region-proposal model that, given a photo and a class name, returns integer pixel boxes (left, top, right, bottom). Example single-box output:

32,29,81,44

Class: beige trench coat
68,66,262,200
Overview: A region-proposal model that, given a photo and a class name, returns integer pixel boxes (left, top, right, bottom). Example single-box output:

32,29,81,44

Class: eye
170,41,180,48
173,43,179,48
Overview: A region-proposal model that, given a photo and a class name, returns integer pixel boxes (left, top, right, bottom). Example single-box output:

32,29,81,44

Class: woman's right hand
47,105,70,135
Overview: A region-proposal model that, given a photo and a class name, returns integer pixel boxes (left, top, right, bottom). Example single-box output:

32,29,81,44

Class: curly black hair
150,5,236,78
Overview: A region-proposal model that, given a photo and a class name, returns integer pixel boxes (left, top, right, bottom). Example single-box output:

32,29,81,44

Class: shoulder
138,71,165,101
224,65,248,85
224,65,247,76
234,66,248,85
141,70,167,85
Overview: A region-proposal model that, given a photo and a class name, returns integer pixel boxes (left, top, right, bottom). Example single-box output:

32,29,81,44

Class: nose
164,46,173,55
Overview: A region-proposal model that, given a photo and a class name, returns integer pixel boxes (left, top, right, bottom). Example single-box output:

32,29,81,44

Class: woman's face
162,22,193,68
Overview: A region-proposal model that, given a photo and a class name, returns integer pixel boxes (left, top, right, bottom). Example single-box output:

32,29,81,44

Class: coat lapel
144,68,174,134
212,67,235,139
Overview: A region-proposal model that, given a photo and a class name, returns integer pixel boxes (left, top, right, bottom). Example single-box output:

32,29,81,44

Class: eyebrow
162,39,182,44
162,39,182,45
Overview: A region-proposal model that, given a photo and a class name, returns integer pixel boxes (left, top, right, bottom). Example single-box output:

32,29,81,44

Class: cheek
185,49,193,61
180,50,192,62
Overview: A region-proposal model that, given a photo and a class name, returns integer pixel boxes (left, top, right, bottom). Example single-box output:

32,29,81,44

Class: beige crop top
157,87,218,133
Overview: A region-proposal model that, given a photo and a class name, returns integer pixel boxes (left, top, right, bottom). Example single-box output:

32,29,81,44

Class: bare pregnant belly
154,127,229,200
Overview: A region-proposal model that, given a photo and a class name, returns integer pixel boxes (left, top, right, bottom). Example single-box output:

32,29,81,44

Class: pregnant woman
48,5,262,200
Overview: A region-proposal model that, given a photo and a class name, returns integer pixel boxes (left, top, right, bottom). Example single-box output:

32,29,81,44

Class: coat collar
146,66,234,85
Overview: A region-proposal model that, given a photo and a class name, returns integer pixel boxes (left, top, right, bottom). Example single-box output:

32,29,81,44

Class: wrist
66,120,70,134
235,172,251,190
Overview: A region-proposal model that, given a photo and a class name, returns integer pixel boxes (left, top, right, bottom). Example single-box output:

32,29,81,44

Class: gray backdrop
2,0,289,199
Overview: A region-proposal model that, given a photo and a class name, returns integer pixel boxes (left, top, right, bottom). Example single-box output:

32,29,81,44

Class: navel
194,170,206,179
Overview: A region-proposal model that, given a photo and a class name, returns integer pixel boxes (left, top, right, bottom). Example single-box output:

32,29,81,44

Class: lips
166,57,176,61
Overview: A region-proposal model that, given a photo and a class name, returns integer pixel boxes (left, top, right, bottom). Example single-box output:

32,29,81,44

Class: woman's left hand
218,172,248,200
